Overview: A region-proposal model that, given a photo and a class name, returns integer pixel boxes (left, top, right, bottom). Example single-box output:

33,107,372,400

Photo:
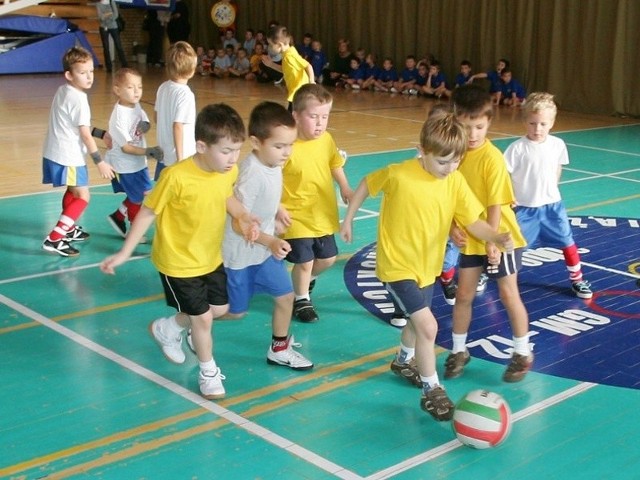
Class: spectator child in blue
360,53,381,90
392,55,419,94
421,60,449,98
344,57,365,89
455,60,473,88
373,58,399,92
468,58,509,105
500,69,526,107
296,33,313,60
309,40,328,83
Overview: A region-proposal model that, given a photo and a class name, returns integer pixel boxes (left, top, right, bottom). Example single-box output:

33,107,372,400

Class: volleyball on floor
452,390,512,449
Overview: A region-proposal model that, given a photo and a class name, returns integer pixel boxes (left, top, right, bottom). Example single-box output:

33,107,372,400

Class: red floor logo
343,216,640,389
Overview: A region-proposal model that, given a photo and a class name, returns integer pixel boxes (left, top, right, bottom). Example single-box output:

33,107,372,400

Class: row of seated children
196,45,253,79
339,53,526,105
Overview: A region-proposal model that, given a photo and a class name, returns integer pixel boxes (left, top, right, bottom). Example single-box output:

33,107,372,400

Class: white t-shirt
43,84,91,166
223,153,282,269
504,135,569,207
154,80,196,166
105,102,148,173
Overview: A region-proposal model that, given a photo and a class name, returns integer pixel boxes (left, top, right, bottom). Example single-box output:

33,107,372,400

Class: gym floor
1,68,640,479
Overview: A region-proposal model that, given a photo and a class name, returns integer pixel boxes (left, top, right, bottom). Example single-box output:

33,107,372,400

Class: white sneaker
199,368,226,399
149,318,185,364
267,337,314,370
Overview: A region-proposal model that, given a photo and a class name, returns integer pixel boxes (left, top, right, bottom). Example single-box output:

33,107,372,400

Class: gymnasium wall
188,0,640,117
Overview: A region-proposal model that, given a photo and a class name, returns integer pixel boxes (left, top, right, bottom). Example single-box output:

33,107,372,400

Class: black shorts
385,280,435,316
159,264,228,316
459,248,524,279
285,235,338,264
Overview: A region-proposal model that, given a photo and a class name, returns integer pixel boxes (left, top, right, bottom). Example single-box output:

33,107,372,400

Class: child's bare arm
305,63,315,84
172,122,184,161
121,143,164,161
340,178,369,243
100,206,156,274
80,125,115,179
226,196,260,242
331,166,353,203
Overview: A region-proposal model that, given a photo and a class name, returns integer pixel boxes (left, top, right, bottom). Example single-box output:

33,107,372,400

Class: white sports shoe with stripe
267,336,314,370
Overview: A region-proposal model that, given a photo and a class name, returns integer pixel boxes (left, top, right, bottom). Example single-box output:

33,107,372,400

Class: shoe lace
425,387,453,411
202,368,226,381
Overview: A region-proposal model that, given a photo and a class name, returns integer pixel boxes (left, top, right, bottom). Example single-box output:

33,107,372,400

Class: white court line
580,261,640,279
0,293,363,480
566,142,640,157
0,255,150,285
365,381,597,480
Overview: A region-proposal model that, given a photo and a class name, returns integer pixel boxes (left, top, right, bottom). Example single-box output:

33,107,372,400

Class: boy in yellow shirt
278,84,352,322
262,25,315,111
444,84,533,383
101,104,257,400
341,110,513,421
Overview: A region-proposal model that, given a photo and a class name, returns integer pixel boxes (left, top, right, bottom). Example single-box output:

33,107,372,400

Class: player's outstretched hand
100,252,128,275
269,238,291,260
97,161,116,180
340,221,353,243
238,212,261,243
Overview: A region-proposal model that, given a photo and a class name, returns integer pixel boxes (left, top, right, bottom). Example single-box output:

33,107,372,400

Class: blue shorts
515,202,574,248
442,238,461,271
285,235,338,264
159,264,228,316
385,280,434,316
111,168,153,204
225,256,293,314
154,162,166,181
42,158,88,187
459,248,524,279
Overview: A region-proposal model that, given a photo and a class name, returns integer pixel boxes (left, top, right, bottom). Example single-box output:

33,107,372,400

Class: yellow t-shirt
458,139,527,255
282,46,311,102
367,158,484,288
281,132,345,239
144,157,238,277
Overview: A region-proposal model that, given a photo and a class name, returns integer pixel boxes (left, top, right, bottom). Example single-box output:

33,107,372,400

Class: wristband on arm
90,150,102,164
91,127,107,139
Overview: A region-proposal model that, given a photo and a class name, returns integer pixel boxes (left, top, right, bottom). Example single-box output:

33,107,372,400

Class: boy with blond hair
42,46,115,257
278,84,352,322
444,84,533,383
154,41,197,179
504,92,593,299
341,109,513,421
105,68,163,238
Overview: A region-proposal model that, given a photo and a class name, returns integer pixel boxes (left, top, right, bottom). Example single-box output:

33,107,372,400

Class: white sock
295,294,310,301
451,333,468,353
512,334,530,356
420,373,440,392
199,358,218,374
396,343,415,364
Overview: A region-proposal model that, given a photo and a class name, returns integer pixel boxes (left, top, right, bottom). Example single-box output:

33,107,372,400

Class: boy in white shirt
504,92,593,299
154,41,197,180
105,68,163,237
41,46,114,257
